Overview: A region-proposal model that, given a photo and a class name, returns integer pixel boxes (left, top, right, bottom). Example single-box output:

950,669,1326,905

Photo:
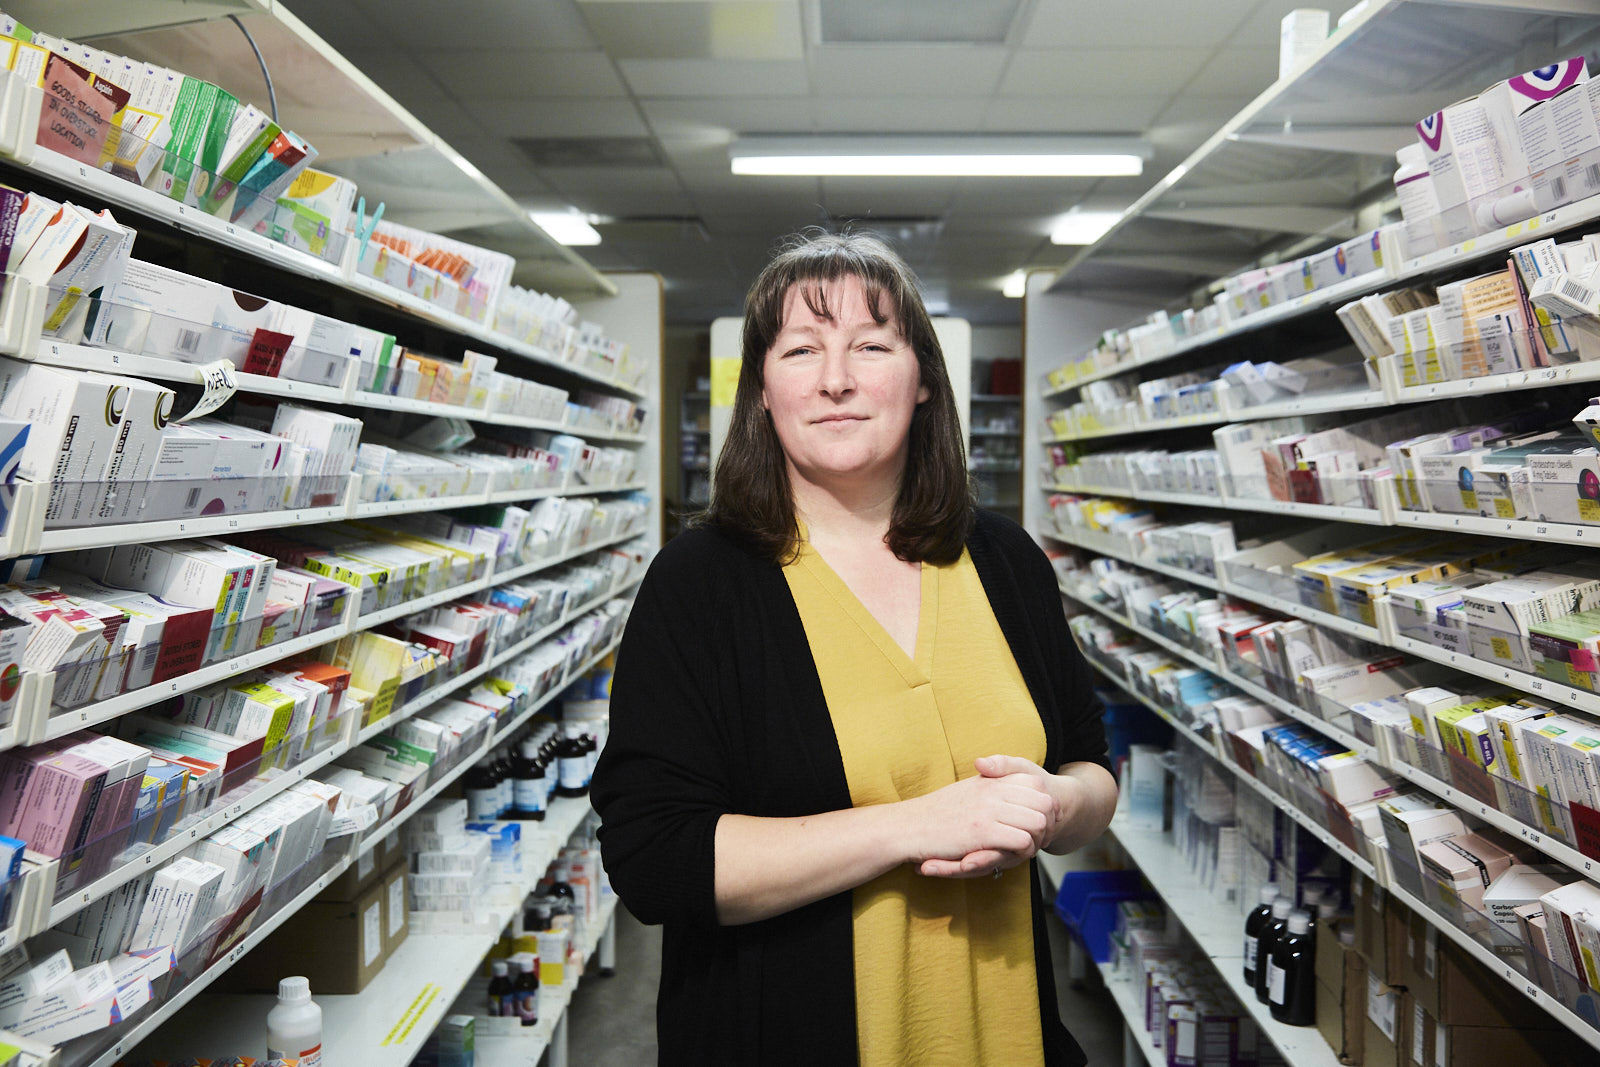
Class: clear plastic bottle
1242,883,1279,988
266,976,323,1067
1254,898,1292,1004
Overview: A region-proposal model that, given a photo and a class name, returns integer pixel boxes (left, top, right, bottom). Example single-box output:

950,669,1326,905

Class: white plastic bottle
267,976,323,1067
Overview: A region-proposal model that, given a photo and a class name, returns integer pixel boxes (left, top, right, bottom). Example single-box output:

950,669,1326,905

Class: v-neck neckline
796,538,938,688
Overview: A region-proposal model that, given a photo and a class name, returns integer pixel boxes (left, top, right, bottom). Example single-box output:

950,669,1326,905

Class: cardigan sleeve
1031,540,1111,775
979,511,1111,777
591,551,731,928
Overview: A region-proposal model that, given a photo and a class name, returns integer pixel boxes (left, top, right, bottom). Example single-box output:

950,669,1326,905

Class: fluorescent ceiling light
730,135,1148,178
530,211,601,246
733,154,1142,177
1001,270,1027,299
1050,210,1122,245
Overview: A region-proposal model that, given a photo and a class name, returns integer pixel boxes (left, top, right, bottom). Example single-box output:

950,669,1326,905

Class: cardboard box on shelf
226,873,388,994
1362,971,1405,1067
1402,920,1565,1030
381,860,408,958
1315,920,1365,1065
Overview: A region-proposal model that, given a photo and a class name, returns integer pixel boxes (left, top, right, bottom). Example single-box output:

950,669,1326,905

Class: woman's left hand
917,755,1078,879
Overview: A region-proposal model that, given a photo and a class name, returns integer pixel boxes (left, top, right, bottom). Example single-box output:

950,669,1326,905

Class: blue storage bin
1052,869,1153,964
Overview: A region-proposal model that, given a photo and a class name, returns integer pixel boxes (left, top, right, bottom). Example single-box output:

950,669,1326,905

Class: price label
170,360,238,421
1493,498,1516,518
1569,801,1600,861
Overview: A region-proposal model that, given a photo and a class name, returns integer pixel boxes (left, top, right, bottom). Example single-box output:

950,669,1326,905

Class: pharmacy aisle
1028,3,1600,1064
0,2,661,1063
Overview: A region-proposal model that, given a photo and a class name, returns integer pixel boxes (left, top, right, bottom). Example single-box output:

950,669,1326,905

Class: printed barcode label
1562,278,1594,305
175,328,204,355
185,487,201,510
1552,175,1567,203
1588,162,1600,189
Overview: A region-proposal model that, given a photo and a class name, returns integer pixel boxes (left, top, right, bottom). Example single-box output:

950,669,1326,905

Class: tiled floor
565,896,1124,1064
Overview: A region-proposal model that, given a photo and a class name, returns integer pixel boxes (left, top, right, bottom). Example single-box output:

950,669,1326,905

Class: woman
591,231,1118,1066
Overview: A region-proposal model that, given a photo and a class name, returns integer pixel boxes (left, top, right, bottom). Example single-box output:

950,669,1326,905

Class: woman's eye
783,346,812,357
861,344,889,353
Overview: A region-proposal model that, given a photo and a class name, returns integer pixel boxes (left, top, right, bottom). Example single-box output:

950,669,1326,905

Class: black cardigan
591,510,1110,1066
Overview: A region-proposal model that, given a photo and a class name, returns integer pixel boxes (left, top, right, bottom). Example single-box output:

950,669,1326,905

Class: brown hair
703,229,972,565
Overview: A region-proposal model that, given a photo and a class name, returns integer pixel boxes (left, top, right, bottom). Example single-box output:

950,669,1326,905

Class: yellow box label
1493,497,1515,518
1460,489,1479,511
1580,498,1600,523
1490,636,1511,660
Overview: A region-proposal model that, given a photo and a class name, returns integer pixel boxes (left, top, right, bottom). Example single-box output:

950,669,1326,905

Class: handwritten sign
36,53,128,169
243,328,294,377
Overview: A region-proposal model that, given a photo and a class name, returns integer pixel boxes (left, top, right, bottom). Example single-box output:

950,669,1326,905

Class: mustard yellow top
783,539,1046,1067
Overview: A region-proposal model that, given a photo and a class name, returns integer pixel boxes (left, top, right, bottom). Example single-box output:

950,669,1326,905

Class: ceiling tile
471,98,650,137
1020,0,1258,48
810,96,989,133
414,49,629,100
293,2,406,49
539,168,688,196
678,168,818,197
819,179,959,218
945,179,1101,215
639,97,814,137
998,49,1212,98
351,0,598,50
619,59,810,96
577,0,804,59
1181,47,1281,97
584,189,700,215
808,46,1009,97
980,95,1168,133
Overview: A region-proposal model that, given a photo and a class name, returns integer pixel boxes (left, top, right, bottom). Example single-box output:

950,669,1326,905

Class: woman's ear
917,383,931,404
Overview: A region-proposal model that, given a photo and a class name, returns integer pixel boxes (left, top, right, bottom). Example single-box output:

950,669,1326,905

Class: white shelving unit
74,623,629,1067
1051,556,1600,1048
1037,853,1163,1067
1037,821,1343,1067
0,8,664,1063
1019,6,1600,1061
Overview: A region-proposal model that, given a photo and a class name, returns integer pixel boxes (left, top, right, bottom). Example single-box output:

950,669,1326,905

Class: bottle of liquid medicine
1242,883,1278,989
1253,898,1292,1004
514,952,541,1027
555,725,589,798
487,959,513,1017
464,759,500,820
1267,910,1316,1025
266,976,323,1067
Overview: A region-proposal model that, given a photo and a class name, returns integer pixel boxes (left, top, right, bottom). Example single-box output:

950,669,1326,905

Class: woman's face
762,275,930,489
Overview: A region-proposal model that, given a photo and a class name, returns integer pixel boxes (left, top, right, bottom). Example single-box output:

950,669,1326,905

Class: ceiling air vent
512,137,664,168
817,0,1023,44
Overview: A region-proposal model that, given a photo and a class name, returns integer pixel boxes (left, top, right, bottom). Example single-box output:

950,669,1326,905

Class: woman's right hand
896,771,1059,874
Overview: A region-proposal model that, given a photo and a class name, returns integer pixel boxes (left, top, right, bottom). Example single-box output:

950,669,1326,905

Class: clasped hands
906,755,1078,880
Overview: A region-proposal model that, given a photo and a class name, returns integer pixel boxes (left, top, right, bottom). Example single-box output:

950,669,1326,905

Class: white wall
574,272,664,551
1021,273,1154,533
970,324,1022,366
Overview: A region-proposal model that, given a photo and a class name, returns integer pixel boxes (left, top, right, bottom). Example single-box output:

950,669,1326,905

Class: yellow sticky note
710,355,740,407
